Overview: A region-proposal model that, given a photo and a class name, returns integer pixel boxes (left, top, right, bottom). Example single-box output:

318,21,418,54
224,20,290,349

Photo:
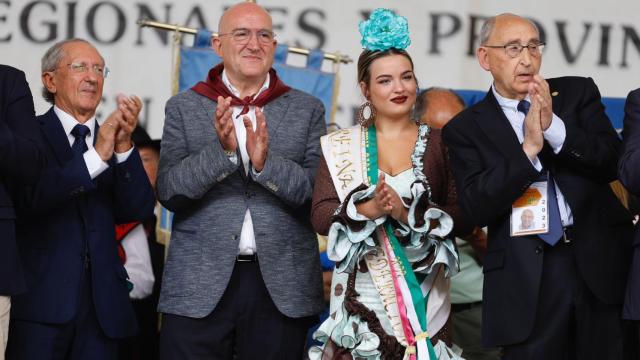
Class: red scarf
115,222,140,265
191,63,290,118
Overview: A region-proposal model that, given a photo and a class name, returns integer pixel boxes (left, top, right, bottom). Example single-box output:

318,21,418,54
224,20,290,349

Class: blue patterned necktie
71,124,90,155
518,100,563,245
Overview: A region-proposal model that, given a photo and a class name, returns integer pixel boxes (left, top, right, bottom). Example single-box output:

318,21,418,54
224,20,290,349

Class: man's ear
212,37,223,57
477,47,491,72
42,72,56,95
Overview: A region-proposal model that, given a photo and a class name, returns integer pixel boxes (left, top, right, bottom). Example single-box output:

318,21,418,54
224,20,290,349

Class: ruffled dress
309,125,465,360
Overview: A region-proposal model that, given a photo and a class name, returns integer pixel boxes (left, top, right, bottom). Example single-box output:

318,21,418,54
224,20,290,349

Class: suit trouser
0,296,9,360
6,268,117,360
503,240,626,360
159,260,316,360
119,295,160,360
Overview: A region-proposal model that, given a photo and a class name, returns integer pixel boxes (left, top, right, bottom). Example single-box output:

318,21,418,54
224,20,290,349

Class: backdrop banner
1,0,638,134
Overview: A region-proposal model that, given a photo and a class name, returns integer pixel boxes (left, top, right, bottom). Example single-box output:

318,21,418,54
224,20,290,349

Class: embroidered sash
320,126,366,202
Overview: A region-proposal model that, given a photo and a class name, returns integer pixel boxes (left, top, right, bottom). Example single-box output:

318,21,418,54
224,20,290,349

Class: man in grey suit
157,3,325,359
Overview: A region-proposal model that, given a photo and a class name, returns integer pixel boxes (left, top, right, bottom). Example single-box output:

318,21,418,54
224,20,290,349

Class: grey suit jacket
157,87,325,318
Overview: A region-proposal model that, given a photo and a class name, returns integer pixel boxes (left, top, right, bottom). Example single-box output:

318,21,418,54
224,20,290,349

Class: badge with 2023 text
511,181,549,237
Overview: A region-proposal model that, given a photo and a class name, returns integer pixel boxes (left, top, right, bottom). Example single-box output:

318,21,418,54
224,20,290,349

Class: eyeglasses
63,62,110,78
483,42,545,58
217,28,276,45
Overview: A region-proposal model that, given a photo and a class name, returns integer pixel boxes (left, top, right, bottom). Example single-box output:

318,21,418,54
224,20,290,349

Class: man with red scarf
156,3,325,359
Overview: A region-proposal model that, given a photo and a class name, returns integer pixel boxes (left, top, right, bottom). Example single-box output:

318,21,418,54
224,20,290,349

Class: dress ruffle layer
314,185,460,358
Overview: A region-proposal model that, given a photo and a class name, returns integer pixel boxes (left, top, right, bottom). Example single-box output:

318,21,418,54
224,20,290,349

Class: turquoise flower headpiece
359,8,411,51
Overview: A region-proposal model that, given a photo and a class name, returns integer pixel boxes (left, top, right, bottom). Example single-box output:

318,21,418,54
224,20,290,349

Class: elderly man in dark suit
157,2,324,359
443,13,634,360
620,88,640,321
0,64,45,358
6,39,155,360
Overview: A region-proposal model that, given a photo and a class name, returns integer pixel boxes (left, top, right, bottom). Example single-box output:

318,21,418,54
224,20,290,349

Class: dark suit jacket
11,108,156,338
443,77,634,346
0,65,44,296
619,87,640,320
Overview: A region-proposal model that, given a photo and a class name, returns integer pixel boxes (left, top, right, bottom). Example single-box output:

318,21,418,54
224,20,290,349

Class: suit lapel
549,79,563,117
541,80,563,173
196,93,217,129
262,92,290,144
39,108,92,225
40,107,74,165
474,89,523,158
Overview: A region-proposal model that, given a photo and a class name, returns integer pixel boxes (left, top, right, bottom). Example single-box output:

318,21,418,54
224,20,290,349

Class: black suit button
535,245,543,254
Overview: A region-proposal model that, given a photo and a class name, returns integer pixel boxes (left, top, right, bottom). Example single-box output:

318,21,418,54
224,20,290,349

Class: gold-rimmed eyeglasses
483,42,545,58
217,28,276,45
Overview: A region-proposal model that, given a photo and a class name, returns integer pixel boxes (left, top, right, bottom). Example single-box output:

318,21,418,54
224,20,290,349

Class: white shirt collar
491,83,531,114
221,70,270,100
54,105,96,139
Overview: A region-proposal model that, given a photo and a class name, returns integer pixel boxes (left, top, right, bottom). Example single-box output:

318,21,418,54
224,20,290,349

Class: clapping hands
243,107,268,172
522,75,553,160
214,96,237,153
213,97,269,171
95,94,142,161
357,173,408,223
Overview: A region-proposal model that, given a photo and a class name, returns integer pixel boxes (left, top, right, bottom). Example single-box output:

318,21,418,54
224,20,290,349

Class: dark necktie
71,124,90,155
517,99,530,115
518,100,563,245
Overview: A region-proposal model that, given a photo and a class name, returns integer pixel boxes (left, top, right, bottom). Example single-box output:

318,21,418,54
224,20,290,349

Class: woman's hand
355,174,408,223
376,173,408,223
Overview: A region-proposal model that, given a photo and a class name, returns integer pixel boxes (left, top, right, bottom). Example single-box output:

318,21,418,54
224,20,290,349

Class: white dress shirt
492,85,574,226
121,223,155,300
54,106,133,178
221,70,270,255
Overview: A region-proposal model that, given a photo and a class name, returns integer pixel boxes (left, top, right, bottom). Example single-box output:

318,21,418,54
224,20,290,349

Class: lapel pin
551,91,559,97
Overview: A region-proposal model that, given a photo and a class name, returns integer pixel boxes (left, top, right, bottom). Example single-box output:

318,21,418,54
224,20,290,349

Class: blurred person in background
118,126,164,360
415,87,501,360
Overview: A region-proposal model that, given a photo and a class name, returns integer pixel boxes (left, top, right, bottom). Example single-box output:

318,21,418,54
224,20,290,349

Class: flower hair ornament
359,8,411,51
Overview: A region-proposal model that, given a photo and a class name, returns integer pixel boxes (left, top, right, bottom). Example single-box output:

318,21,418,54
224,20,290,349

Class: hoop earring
357,101,376,127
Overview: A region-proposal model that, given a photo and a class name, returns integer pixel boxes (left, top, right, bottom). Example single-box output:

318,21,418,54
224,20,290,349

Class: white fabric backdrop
1,0,639,136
